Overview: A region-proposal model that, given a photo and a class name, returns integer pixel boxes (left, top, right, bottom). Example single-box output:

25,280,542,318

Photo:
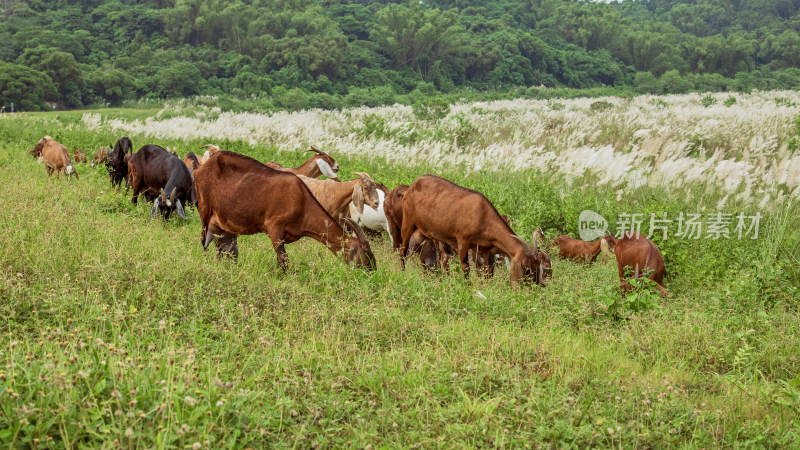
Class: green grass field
1,107,799,448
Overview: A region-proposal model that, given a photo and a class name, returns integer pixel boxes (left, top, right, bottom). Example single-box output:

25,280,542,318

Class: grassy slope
0,109,798,448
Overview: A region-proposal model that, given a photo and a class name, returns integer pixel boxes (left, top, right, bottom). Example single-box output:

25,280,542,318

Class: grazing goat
553,233,614,263
107,137,133,188
348,184,392,244
91,147,109,167
194,151,375,270
387,185,531,275
183,152,201,171
127,144,196,220
438,223,549,279
266,146,339,179
400,175,549,286
73,147,87,163
33,136,78,179
604,232,667,296
296,173,379,224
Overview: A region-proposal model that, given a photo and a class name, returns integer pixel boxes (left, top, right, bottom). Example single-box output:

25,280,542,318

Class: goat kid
91,147,109,167
554,233,614,263
73,147,87,163
604,231,668,296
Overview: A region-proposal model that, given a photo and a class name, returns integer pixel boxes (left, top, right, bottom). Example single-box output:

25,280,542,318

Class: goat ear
353,185,365,214
176,199,186,220
509,257,524,286
316,159,338,179
150,198,160,218
532,230,540,254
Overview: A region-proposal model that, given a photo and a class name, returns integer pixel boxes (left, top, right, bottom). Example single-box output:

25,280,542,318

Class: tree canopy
2,0,800,110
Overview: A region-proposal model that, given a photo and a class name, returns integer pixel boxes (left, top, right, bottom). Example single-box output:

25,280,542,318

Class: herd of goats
28,135,667,294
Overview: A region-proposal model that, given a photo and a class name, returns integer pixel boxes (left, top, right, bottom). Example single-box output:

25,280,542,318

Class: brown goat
266,147,340,179
33,136,78,179
554,233,614,263
604,232,667,296
296,173,379,224
91,147,109,167
183,152,201,171
73,147,87,163
194,151,375,270
386,185,535,275
400,175,549,286
440,223,550,279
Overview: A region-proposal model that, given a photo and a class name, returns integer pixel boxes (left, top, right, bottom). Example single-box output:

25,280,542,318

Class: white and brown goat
31,136,78,179
297,172,379,225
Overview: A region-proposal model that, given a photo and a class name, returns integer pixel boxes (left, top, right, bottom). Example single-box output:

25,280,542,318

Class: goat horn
352,172,371,180
199,144,215,150
510,234,535,257
159,188,166,199
308,146,323,155
343,217,369,242
533,228,542,254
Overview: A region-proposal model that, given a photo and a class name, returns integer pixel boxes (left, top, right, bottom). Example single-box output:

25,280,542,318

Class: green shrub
598,268,661,320
412,97,450,122
590,100,613,112
700,93,717,107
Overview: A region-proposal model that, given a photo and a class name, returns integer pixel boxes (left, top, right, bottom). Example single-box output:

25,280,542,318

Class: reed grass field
1,93,799,447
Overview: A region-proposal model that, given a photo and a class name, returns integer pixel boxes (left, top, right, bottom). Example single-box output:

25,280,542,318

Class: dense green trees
0,62,58,111
1,0,800,110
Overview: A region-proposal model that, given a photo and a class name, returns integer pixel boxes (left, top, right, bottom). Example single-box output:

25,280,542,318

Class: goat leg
399,233,413,271
267,230,289,271
457,242,470,279
480,250,494,278
438,241,453,273
130,176,142,205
